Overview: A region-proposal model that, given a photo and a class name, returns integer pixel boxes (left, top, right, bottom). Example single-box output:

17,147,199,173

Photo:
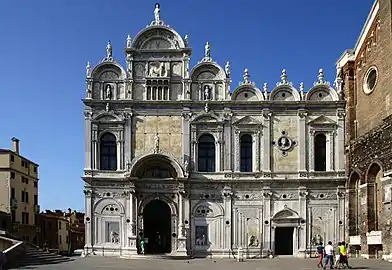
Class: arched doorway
143,200,172,254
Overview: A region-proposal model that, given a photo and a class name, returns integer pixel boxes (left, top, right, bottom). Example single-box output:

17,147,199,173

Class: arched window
314,134,326,171
240,134,252,172
198,134,215,172
100,133,117,170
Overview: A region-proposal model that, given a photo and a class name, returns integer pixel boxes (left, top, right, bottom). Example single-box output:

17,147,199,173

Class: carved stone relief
272,130,297,156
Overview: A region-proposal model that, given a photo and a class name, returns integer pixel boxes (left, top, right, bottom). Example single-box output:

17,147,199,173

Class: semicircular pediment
132,26,185,50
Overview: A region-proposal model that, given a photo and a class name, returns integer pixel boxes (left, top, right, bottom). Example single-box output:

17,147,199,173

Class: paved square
12,257,392,270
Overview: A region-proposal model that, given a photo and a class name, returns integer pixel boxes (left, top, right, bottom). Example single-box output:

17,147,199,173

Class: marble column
117,140,122,171
326,132,334,171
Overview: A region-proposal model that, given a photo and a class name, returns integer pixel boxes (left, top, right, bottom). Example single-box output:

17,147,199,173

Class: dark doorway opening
143,199,172,254
275,227,294,255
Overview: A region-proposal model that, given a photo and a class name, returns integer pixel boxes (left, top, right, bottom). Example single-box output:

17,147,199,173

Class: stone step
122,254,189,260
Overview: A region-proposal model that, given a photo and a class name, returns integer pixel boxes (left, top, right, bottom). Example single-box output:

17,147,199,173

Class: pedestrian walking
339,241,351,269
140,239,145,255
323,241,334,270
315,242,324,268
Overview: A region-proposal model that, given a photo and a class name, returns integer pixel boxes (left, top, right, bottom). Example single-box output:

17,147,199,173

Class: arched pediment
305,85,339,101
190,112,222,124
272,207,299,220
190,61,226,81
269,85,301,101
93,112,123,122
231,85,265,101
92,61,126,80
192,201,224,218
94,198,125,215
132,26,185,50
129,153,184,179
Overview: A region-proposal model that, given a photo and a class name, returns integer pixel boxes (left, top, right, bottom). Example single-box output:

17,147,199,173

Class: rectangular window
34,181,38,188
10,155,14,162
22,177,29,184
59,221,62,230
10,172,15,179
66,236,69,244
33,166,37,173
34,195,38,205
11,188,15,199
25,192,29,203
21,191,25,202
59,235,62,244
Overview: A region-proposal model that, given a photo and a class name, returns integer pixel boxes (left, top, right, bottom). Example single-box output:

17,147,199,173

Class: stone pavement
12,257,392,270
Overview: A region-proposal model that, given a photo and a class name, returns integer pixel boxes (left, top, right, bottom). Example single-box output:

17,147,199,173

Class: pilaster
262,187,272,254
252,131,261,171
297,110,307,172
222,187,233,251
124,113,132,165
92,125,99,170
181,110,191,165
84,188,93,248
298,187,308,252
234,129,240,172
262,109,272,172
84,112,92,169
309,131,315,171
337,187,346,241
336,110,346,171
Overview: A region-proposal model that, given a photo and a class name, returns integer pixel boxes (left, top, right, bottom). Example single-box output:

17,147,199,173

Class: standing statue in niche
153,134,160,153
205,42,211,58
154,3,161,22
204,85,211,100
86,62,91,78
105,85,112,100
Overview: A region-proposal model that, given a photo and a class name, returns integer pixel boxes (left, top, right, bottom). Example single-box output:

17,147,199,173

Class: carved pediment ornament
233,116,263,126
308,115,337,127
190,112,223,124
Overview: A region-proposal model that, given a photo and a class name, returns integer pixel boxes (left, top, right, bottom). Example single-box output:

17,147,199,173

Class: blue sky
0,0,373,212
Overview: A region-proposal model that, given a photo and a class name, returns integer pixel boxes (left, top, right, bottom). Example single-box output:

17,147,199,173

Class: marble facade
81,3,347,258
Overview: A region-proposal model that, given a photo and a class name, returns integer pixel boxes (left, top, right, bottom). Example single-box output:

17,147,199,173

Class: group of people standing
316,241,352,269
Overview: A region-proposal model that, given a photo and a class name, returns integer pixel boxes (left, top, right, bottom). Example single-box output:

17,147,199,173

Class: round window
363,67,378,94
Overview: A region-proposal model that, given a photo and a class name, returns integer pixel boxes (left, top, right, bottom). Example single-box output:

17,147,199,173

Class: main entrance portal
143,200,172,254
275,227,294,255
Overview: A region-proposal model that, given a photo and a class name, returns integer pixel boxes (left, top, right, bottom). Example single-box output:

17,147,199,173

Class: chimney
68,208,72,214
11,137,19,155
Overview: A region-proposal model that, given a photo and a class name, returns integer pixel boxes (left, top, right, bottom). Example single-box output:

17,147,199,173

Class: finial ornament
239,68,255,86
276,69,293,86
86,62,92,78
126,35,132,48
299,82,305,100
225,61,231,77
184,34,189,47
243,69,250,83
263,82,268,93
205,42,211,58
313,68,330,86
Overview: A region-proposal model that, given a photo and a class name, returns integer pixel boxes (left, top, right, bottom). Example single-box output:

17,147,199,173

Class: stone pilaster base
172,237,187,256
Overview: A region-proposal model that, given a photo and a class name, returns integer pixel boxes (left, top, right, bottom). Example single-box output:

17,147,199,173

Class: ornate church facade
82,3,347,258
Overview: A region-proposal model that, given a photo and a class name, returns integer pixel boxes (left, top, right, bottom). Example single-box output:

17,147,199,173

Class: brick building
336,0,392,260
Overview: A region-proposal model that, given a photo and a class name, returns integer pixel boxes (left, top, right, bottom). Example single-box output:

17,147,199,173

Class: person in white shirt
323,241,335,269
